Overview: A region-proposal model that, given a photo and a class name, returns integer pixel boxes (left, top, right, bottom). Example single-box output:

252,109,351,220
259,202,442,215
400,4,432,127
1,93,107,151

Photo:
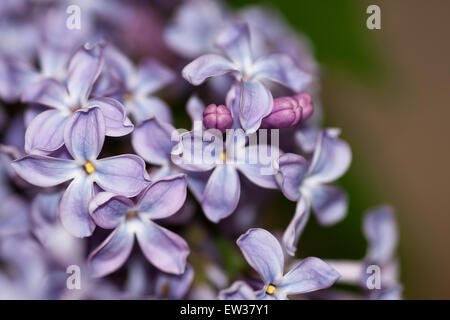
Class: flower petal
11,155,79,187
279,257,340,295
85,97,133,137
60,175,96,238
24,109,68,155
94,155,147,197
309,184,348,226
182,54,236,86
237,228,284,284
129,96,172,123
88,222,135,277
363,205,398,265
186,95,205,131
252,54,312,92
215,23,253,69
0,196,29,237
134,59,174,95
307,129,352,184
239,81,273,134
282,197,311,256
132,118,176,165
219,281,257,300
89,192,133,229
137,175,187,220
67,44,104,103
64,107,105,162
202,165,240,223
154,264,194,300
276,153,309,201
21,79,71,110
135,218,189,275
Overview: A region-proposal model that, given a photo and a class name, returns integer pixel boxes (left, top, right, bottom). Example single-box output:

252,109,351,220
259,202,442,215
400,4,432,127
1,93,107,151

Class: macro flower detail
203,104,233,133
276,129,352,255
21,44,133,155
219,228,340,300
182,23,312,133
88,175,189,277
11,108,147,237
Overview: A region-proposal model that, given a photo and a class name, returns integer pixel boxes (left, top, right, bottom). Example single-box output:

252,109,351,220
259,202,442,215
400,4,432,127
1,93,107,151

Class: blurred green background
224,0,450,299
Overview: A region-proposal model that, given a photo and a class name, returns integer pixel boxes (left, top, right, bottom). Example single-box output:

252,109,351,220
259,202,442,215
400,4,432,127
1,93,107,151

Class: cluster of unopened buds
0,0,401,300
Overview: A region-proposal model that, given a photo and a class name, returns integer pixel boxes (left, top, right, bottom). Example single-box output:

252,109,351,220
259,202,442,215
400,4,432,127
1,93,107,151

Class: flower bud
261,93,314,129
203,104,233,133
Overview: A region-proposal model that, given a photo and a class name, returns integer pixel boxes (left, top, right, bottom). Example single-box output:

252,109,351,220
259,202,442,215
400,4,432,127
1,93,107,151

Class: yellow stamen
83,161,95,174
220,151,227,162
161,282,170,298
126,211,138,219
266,284,276,295
123,93,133,102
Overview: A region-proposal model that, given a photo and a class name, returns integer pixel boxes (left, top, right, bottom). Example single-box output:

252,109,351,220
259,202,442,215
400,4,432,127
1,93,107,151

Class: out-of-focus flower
261,93,314,129
11,108,148,237
88,175,189,277
182,23,312,133
203,104,233,133
22,44,132,155
103,45,175,123
219,228,339,300
172,130,280,222
276,129,352,255
154,264,194,300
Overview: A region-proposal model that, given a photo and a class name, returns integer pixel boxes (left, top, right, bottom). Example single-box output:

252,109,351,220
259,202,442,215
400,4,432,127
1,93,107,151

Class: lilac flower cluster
0,0,401,300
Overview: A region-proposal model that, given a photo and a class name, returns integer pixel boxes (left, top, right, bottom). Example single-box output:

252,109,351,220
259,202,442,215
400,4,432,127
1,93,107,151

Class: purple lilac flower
103,45,175,123
276,129,352,255
88,175,189,277
11,107,148,237
219,228,340,300
203,104,233,133
22,44,133,155
172,130,280,222
154,264,194,300
182,23,312,133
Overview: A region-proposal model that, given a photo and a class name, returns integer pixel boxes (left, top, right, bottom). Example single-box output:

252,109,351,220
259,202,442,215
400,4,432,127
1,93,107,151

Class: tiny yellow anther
266,284,276,295
220,151,227,162
83,161,95,174
123,93,133,102
126,211,138,219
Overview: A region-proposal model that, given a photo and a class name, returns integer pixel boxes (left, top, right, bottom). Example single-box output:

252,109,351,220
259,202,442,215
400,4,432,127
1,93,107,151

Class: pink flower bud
261,93,314,129
203,104,233,133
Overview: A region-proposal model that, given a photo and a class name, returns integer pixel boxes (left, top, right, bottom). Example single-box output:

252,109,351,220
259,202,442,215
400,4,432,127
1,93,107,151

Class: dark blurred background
227,0,450,299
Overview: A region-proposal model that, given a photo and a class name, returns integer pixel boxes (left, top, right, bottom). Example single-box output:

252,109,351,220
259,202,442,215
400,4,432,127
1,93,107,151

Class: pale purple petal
252,54,312,92
309,184,348,226
21,79,71,110
135,218,189,275
215,23,252,68
154,264,194,300
186,171,209,202
64,108,105,162
186,95,205,131
202,165,240,223
276,153,309,201
132,118,176,165
182,54,236,86
103,45,134,82
89,192,133,229
236,144,280,189
60,175,96,238
363,205,398,265
171,132,217,172
137,175,187,220
67,44,104,104
11,155,79,187
279,257,340,295
219,281,257,300
307,129,352,184
94,154,147,197
239,81,273,134
134,59,174,94
237,228,284,284
283,197,311,256
88,222,135,277
129,96,172,123
0,196,29,236
85,97,133,137
24,109,68,155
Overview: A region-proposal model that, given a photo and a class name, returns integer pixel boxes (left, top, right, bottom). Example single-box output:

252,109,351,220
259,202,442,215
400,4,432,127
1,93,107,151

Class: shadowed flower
154,264,194,300
276,129,352,255
182,23,312,133
219,228,340,300
11,108,148,237
88,175,189,277
21,43,133,155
